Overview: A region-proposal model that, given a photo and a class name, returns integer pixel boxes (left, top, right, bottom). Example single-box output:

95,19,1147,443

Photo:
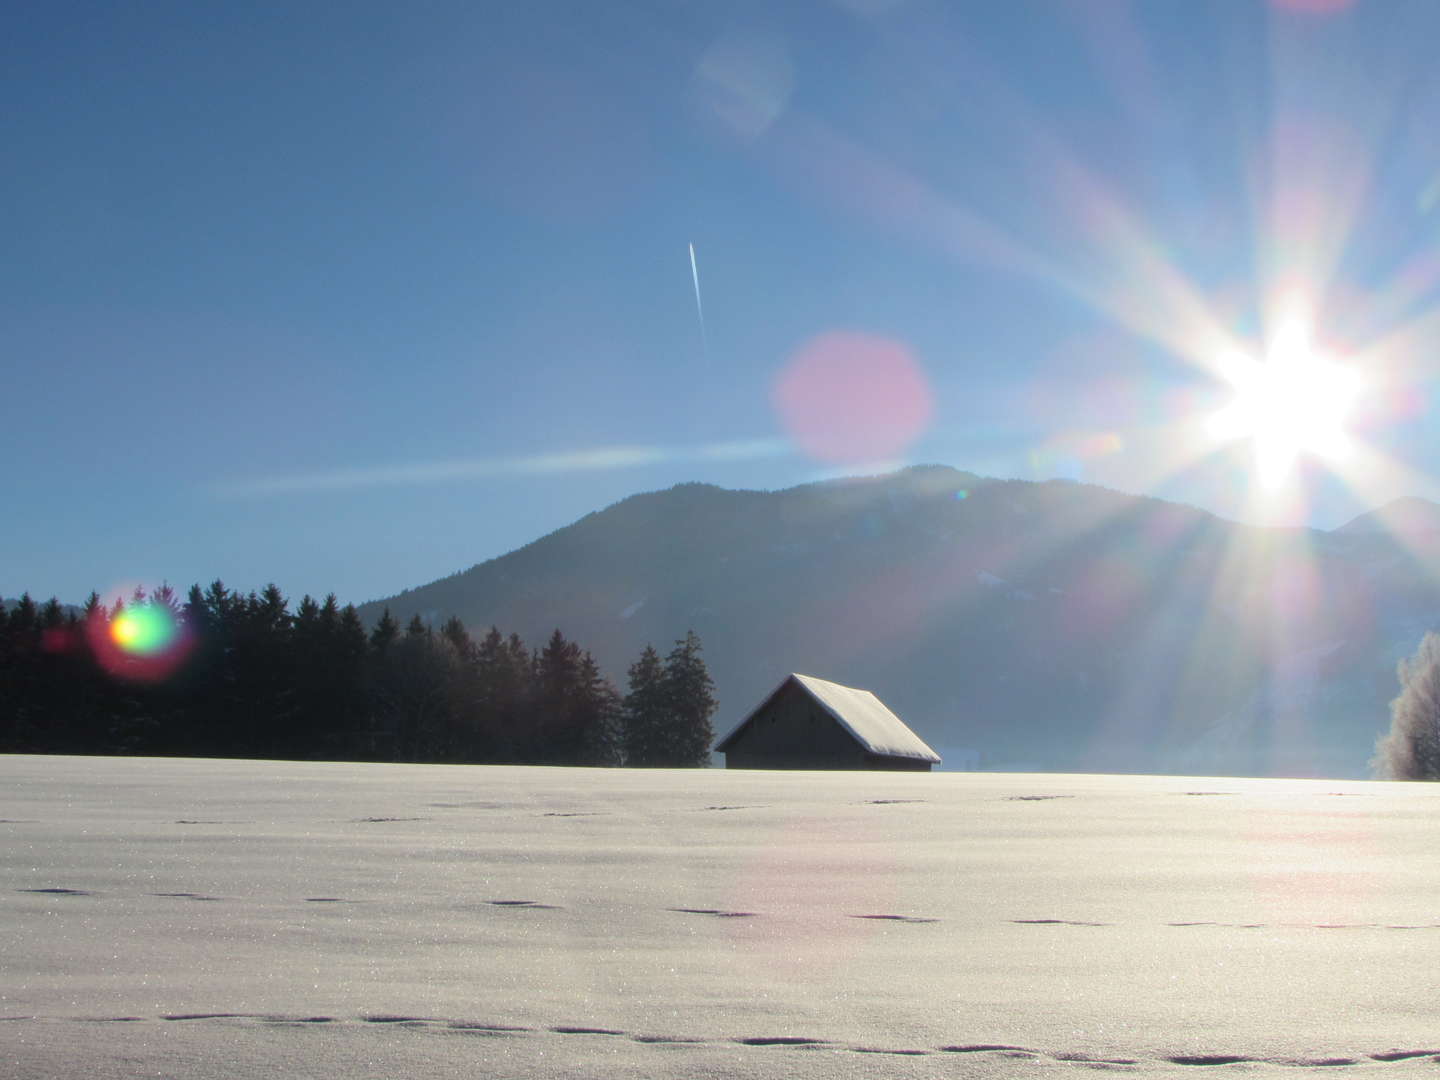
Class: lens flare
1207,322,1362,487
86,601,193,683
110,606,178,657
772,331,933,464
1271,0,1354,13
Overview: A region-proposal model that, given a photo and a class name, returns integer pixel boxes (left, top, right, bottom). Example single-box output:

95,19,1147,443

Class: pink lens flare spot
772,332,934,464
1271,0,1353,12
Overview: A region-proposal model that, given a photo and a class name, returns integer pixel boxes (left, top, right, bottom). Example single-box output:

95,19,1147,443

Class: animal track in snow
1012,918,1110,926
150,892,221,902
447,1021,533,1033
19,1013,1440,1069
1004,795,1074,801
940,1044,1038,1054
162,1013,252,1021
669,907,757,918
551,1025,625,1036
1166,920,1440,931
852,1046,931,1055
851,914,938,923
487,899,562,909
18,887,93,896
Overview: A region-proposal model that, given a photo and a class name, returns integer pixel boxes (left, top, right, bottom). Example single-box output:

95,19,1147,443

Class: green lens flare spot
110,606,177,656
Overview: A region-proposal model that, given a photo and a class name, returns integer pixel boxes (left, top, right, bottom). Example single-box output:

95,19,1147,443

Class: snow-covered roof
715,673,941,763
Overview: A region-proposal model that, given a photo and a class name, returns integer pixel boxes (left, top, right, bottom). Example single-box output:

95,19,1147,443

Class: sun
1207,321,1362,487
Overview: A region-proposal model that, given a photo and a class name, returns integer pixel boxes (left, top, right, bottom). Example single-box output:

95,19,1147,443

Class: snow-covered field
5,755,1440,1078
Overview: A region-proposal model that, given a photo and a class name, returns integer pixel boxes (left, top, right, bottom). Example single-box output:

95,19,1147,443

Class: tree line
0,583,717,766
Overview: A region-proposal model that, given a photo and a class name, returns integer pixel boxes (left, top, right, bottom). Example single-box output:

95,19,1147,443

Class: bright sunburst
1207,319,1363,488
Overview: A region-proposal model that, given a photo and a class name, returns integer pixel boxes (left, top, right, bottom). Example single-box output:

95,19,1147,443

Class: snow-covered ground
5,755,1440,1078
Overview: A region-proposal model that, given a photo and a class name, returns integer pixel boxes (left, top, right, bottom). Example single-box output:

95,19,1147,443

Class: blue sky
7,0,1440,606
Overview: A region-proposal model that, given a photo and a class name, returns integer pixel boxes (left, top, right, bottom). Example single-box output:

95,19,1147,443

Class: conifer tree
473,627,530,761
333,604,370,753
531,629,583,764
576,650,622,766
622,644,668,766
440,615,472,656
661,630,718,767
39,597,64,630
370,609,399,653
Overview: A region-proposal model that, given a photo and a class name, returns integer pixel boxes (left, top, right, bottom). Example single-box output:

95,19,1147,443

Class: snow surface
5,756,1440,1078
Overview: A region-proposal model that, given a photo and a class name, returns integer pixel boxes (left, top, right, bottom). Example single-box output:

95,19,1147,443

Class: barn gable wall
723,680,931,770
725,681,867,769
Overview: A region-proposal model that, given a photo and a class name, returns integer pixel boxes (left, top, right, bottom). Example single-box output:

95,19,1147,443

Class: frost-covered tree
1373,632,1440,779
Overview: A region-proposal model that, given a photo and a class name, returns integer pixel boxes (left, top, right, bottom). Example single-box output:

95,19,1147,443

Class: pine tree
440,615,472,656
576,650,622,766
1,595,39,748
661,630,718,767
530,629,583,764
622,644,668,766
39,597,64,630
370,609,399,653
473,627,530,761
333,604,370,754
233,584,294,756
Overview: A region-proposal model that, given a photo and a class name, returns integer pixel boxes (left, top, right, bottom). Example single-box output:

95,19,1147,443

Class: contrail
689,241,708,358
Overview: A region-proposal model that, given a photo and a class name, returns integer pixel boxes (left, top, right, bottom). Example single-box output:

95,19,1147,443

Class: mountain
1335,496,1440,538
1,597,83,618
358,466,1440,779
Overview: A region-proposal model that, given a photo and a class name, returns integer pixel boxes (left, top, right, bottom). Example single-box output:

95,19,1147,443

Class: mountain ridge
358,467,1440,778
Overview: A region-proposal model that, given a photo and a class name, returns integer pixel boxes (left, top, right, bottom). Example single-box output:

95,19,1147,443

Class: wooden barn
715,673,941,771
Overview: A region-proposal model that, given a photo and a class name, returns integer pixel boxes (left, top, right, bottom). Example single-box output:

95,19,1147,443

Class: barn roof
714,673,941,763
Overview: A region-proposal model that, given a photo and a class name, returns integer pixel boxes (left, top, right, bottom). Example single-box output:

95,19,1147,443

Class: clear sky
7,0,1440,607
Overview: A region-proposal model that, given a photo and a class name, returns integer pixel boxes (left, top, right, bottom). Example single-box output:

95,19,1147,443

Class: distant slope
359,467,1440,779
1335,496,1440,537
1,596,82,617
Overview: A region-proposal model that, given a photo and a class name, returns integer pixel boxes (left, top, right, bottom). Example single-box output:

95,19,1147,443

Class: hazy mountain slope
359,467,1440,778
1335,496,1440,537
